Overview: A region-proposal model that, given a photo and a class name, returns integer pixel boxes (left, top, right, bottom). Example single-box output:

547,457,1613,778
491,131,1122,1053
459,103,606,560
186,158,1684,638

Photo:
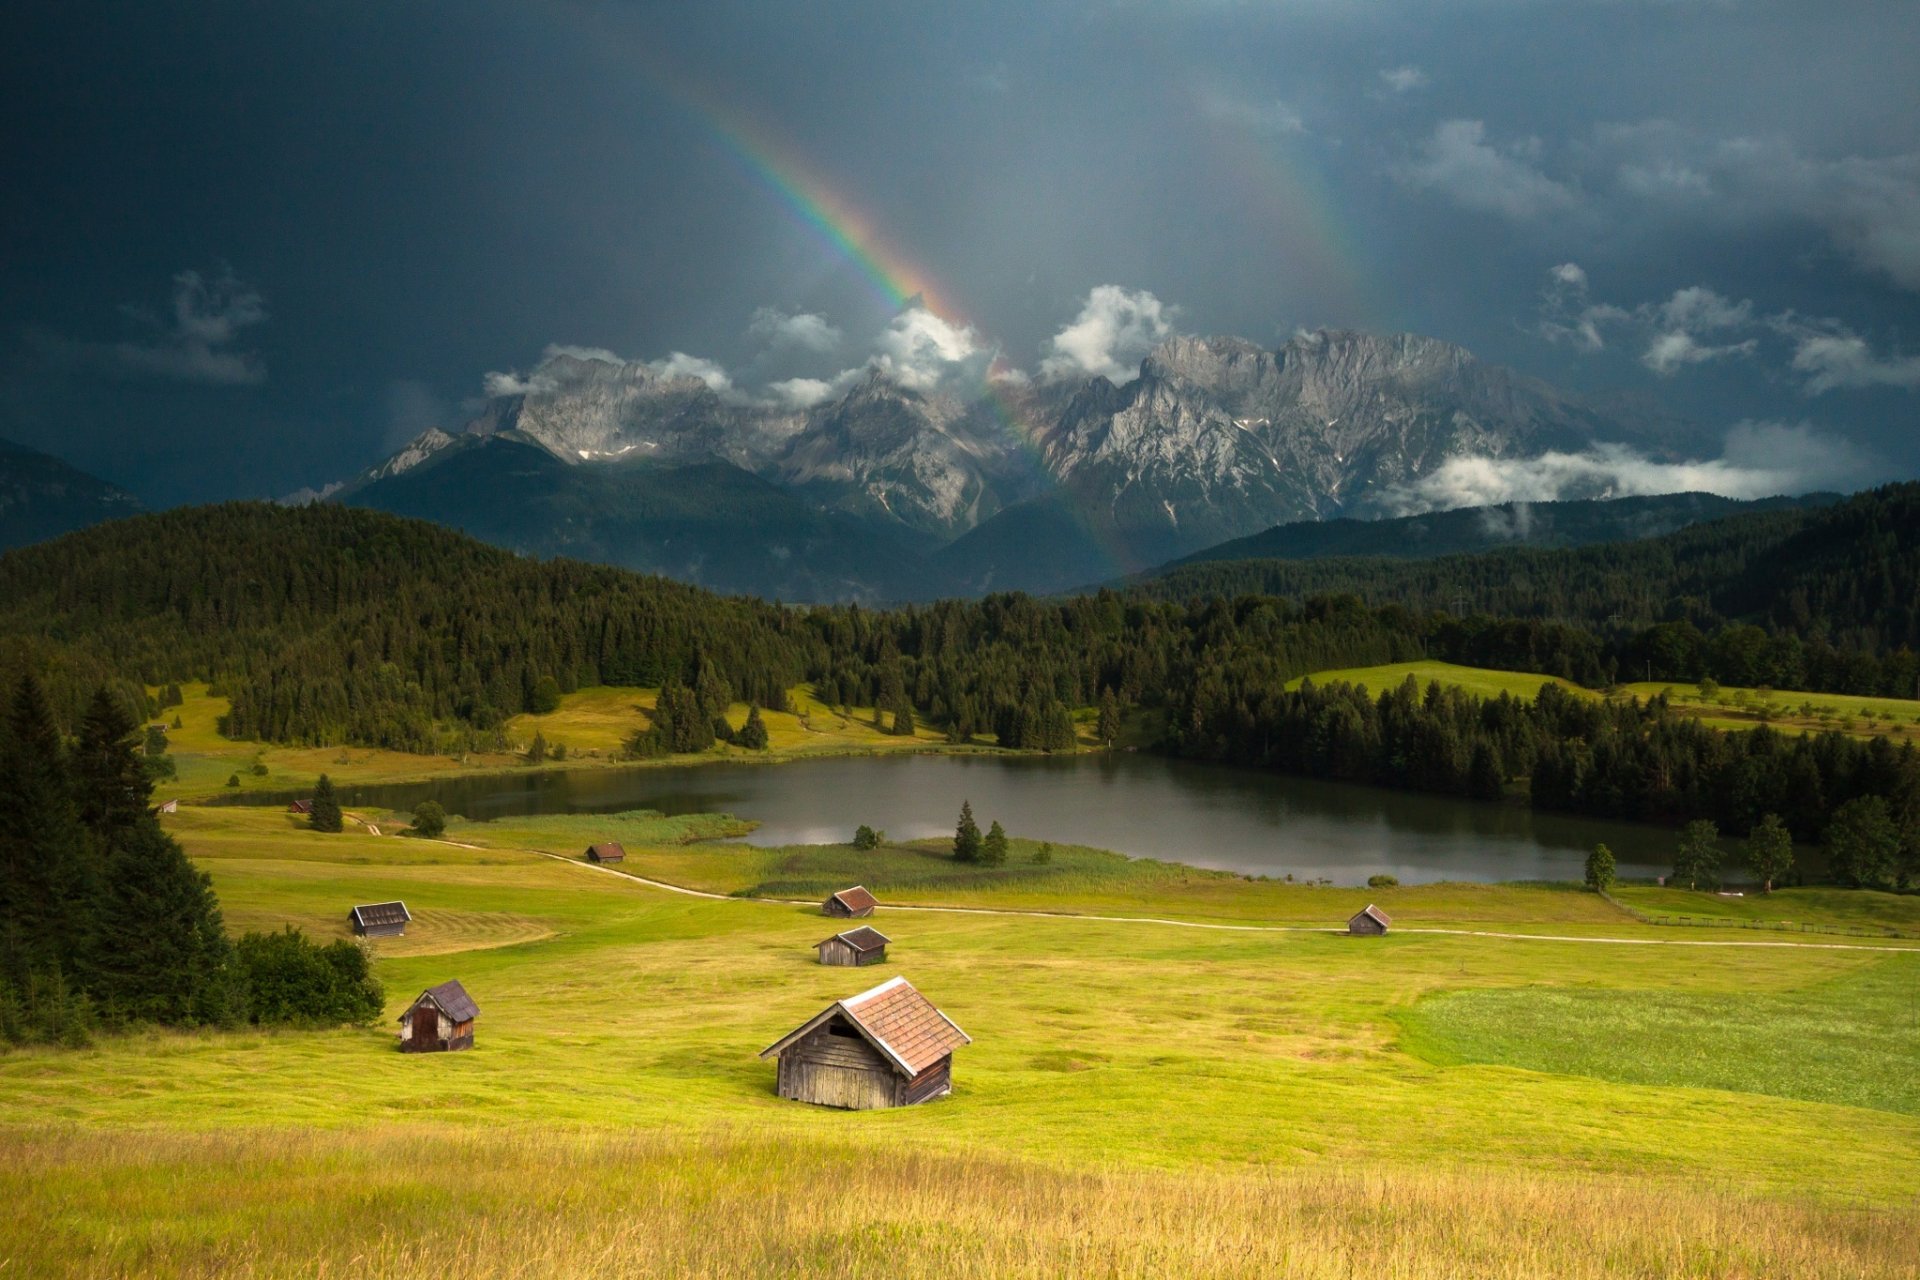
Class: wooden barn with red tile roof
1348,903,1392,935
823,885,877,918
759,976,968,1110
816,925,889,967
584,842,626,864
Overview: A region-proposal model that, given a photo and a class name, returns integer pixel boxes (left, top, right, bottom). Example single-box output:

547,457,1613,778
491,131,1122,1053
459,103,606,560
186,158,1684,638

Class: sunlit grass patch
1397,953,1920,1115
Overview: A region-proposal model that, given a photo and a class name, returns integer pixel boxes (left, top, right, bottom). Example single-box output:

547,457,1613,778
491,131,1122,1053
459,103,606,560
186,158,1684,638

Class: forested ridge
3,490,1919,873
1139,483,1920,694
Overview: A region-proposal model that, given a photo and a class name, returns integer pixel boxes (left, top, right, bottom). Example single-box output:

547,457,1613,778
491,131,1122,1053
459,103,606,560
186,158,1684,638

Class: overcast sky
3,0,1916,504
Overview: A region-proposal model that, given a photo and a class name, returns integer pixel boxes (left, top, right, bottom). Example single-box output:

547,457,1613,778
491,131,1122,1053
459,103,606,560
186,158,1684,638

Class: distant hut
288,799,313,815
349,901,412,938
397,979,478,1053
1347,903,1392,936
816,925,890,967
584,842,626,864
157,799,179,815
759,976,968,1110
823,885,878,918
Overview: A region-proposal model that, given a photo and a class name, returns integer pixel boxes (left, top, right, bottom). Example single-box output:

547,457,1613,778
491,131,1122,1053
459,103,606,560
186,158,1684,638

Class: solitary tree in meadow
1672,819,1721,890
1744,813,1793,894
1584,843,1616,892
852,824,880,851
981,820,1009,867
411,800,446,840
1033,841,1054,865
953,800,982,863
309,774,343,833
1825,796,1899,889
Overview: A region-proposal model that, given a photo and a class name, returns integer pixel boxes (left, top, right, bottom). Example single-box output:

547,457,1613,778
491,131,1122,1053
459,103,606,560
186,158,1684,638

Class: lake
239,752,1676,886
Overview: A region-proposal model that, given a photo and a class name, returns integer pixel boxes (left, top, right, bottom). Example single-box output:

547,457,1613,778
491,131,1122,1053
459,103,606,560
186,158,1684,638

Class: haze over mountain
0,437,143,552
335,323,1773,599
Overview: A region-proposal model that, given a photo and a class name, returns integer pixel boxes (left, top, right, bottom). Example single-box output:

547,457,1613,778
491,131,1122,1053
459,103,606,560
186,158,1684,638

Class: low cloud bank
1376,422,1875,516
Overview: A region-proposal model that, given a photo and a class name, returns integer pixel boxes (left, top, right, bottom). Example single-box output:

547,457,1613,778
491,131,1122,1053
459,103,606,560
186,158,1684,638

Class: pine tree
309,774,343,833
89,822,241,1026
739,705,769,750
981,819,1009,866
890,695,915,737
70,688,151,844
1097,689,1120,746
1584,843,1616,892
953,800,982,863
527,731,548,764
0,673,95,980
1744,813,1793,894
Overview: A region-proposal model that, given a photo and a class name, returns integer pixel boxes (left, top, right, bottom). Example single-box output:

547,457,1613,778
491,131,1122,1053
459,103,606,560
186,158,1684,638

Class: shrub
851,824,880,851
234,928,383,1027
412,800,446,839
1367,873,1399,889
1584,843,1616,892
225,773,240,788
250,762,269,777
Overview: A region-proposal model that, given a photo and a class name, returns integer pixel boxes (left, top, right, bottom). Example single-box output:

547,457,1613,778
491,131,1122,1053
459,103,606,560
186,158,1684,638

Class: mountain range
0,437,143,553
323,327,1717,599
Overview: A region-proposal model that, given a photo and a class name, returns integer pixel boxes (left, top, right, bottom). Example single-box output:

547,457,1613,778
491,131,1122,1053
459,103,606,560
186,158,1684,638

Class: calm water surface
246,753,1672,886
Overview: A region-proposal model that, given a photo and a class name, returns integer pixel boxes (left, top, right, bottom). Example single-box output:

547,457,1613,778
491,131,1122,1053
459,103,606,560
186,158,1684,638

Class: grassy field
1286,661,1589,701
8,752,1920,1274
1621,680,1920,740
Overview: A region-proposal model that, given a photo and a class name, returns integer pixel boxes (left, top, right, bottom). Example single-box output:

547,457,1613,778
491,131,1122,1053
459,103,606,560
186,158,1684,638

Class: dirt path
499,846,1920,954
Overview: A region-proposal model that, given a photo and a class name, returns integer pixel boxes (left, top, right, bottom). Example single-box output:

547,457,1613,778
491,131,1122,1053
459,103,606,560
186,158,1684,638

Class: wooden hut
584,842,626,864
287,799,313,815
349,901,412,938
823,885,878,918
759,976,968,1110
816,925,890,967
397,979,478,1052
1347,903,1392,935
157,799,179,814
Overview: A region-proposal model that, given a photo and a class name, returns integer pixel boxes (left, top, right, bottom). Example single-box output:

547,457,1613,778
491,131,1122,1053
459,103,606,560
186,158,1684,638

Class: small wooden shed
816,925,890,967
1348,903,1392,935
157,799,179,814
350,901,412,938
288,799,313,815
760,976,968,1110
823,885,878,918
398,979,478,1053
584,842,626,864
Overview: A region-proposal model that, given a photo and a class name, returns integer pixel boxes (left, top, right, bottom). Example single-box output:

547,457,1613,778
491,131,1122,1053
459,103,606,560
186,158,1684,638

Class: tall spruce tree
309,774,343,833
981,819,1009,866
0,673,95,980
90,822,243,1026
71,688,151,843
953,800,982,863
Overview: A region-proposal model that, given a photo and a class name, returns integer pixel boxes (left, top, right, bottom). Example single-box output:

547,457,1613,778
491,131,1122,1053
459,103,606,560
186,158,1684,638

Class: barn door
411,1005,438,1049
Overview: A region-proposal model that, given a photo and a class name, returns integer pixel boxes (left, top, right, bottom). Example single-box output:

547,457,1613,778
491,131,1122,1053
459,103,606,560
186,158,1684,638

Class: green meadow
5,773,1920,1275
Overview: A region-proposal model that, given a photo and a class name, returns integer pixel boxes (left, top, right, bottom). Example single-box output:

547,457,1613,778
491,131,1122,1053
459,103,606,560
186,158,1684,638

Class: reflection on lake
233,752,1674,886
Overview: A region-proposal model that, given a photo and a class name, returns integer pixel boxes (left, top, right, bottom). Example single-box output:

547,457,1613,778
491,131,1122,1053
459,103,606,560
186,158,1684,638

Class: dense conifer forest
1,489,1918,878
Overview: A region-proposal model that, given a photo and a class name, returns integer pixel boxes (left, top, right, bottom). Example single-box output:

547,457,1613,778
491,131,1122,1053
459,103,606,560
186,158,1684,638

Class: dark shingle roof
586,842,626,861
1352,903,1392,928
351,901,411,928
822,926,890,953
829,885,878,912
415,979,479,1023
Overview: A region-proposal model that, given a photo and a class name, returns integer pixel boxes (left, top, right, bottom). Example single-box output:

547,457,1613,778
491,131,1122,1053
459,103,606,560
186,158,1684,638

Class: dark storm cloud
2,0,1915,503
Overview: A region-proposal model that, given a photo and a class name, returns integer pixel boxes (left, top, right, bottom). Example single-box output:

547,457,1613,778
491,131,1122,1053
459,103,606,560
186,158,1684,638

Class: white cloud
749,307,843,354
1395,120,1578,221
111,268,267,386
1772,317,1920,393
482,369,548,397
1377,423,1875,515
1039,285,1177,383
1198,87,1307,136
870,305,992,392
766,377,839,409
1534,266,1917,393
645,351,734,392
1377,66,1429,94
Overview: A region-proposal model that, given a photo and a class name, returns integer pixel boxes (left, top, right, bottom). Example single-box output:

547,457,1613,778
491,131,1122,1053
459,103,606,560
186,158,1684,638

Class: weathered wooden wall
775,1022,900,1109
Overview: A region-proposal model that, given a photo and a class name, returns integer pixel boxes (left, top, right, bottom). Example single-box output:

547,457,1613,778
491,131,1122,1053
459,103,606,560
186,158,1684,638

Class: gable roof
400,978,479,1024
288,799,313,813
1351,903,1392,928
586,842,626,860
351,901,412,928
829,885,878,912
759,976,968,1077
819,926,890,954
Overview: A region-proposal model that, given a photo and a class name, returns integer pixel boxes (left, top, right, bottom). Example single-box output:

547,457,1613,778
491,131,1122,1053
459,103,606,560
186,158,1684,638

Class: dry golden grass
4,1126,1912,1280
